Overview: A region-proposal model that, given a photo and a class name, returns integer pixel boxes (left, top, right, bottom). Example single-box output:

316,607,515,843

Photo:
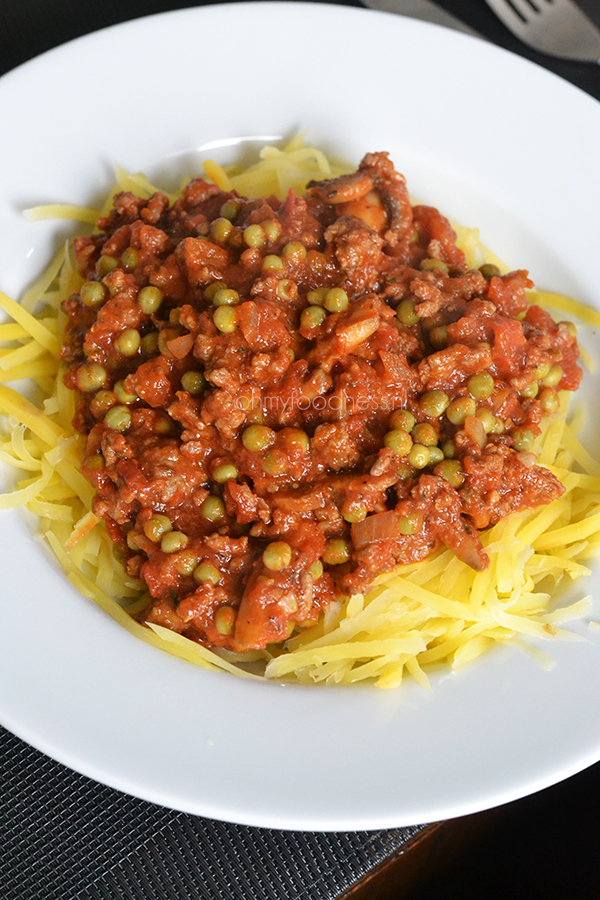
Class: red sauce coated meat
62,152,582,652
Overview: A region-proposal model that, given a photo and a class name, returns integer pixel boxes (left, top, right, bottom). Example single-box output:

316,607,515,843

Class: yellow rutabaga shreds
0,137,599,689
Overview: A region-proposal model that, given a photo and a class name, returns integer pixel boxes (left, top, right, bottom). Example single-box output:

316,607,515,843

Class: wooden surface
342,759,600,898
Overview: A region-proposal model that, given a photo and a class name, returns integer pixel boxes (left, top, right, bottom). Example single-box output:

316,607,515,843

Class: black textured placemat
1,726,425,899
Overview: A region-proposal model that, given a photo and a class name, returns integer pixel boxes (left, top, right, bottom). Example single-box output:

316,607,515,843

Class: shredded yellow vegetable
0,136,599,689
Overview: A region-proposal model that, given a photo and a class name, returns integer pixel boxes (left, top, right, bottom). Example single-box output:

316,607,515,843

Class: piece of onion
351,510,400,550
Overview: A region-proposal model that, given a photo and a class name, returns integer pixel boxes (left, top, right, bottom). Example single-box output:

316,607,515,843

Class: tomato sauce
61,152,582,651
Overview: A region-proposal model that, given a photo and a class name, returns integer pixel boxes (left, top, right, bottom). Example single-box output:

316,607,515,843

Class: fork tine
484,0,536,38
484,0,600,62
484,0,529,32
504,0,540,23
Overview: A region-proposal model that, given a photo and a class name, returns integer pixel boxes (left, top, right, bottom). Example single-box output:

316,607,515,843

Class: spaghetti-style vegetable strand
0,138,598,688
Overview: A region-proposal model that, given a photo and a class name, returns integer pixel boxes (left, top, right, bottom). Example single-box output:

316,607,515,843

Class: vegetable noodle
1,136,599,689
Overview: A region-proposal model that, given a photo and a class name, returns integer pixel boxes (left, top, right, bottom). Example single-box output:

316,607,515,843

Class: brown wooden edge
338,806,506,899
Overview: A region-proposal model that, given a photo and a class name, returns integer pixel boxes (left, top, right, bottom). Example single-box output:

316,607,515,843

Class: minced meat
61,152,582,651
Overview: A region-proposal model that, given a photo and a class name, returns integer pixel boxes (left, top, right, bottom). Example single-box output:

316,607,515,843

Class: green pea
157,327,179,355
143,513,173,544
396,298,420,326
422,314,445,333
210,217,234,242
419,390,450,418
277,279,296,302
238,391,262,419
398,512,421,535
384,429,413,457
213,306,238,333
488,416,505,435
91,390,116,416
435,459,465,488
201,495,226,521
80,281,106,308
521,380,539,399
324,288,349,313
343,504,367,523
396,462,415,481
161,531,190,554
262,449,288,475
263,219,282,242
420,258,449,274
429,326,448,349
212,288,240,307
137,285,163,315
220,199,240,221
309,560,324,580
181,370,207,396
467,372,494,400
442,439,457,459
479,263,501,279
306,287,329,307
95,255,119,278
121,247,139,271
126,530,141,551
531,361,552,380
113,380,137,404
262,254,285,274
104,405,131,432
428,446,445,466
115,328,141,356
262,541,293,571
539,387,559,414
282,241,307,264
204,281,228,302
408,443,430,469
155,412,174,435
475,409,497,433
242,424,275,452
389,409,416,432
194,561,220,585
213,463,238,483
141,331,159,355
243,224,266,248
322,539,351,566
215,606,236,635
543,364,563,388
512,427,535,452
175,550,200,576
446,396,477,425
76,363,107,393
411,422,438,446
309,251,326,275
85,452,104,472
282,428,310,454
301,305,327,330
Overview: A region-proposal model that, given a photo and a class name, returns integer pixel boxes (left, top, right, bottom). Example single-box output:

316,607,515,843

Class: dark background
1,2,599,898
418,761,600,898
0,0,599,97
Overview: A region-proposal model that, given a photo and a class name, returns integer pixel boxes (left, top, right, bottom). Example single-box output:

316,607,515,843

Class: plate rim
1,1,600,832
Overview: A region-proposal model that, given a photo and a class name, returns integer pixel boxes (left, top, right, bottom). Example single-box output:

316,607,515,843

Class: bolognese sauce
61,152,582,652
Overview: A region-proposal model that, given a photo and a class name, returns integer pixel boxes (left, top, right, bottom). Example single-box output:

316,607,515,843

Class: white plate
1,2,600,832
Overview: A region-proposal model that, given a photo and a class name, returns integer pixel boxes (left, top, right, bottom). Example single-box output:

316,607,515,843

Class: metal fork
484,0,600,62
